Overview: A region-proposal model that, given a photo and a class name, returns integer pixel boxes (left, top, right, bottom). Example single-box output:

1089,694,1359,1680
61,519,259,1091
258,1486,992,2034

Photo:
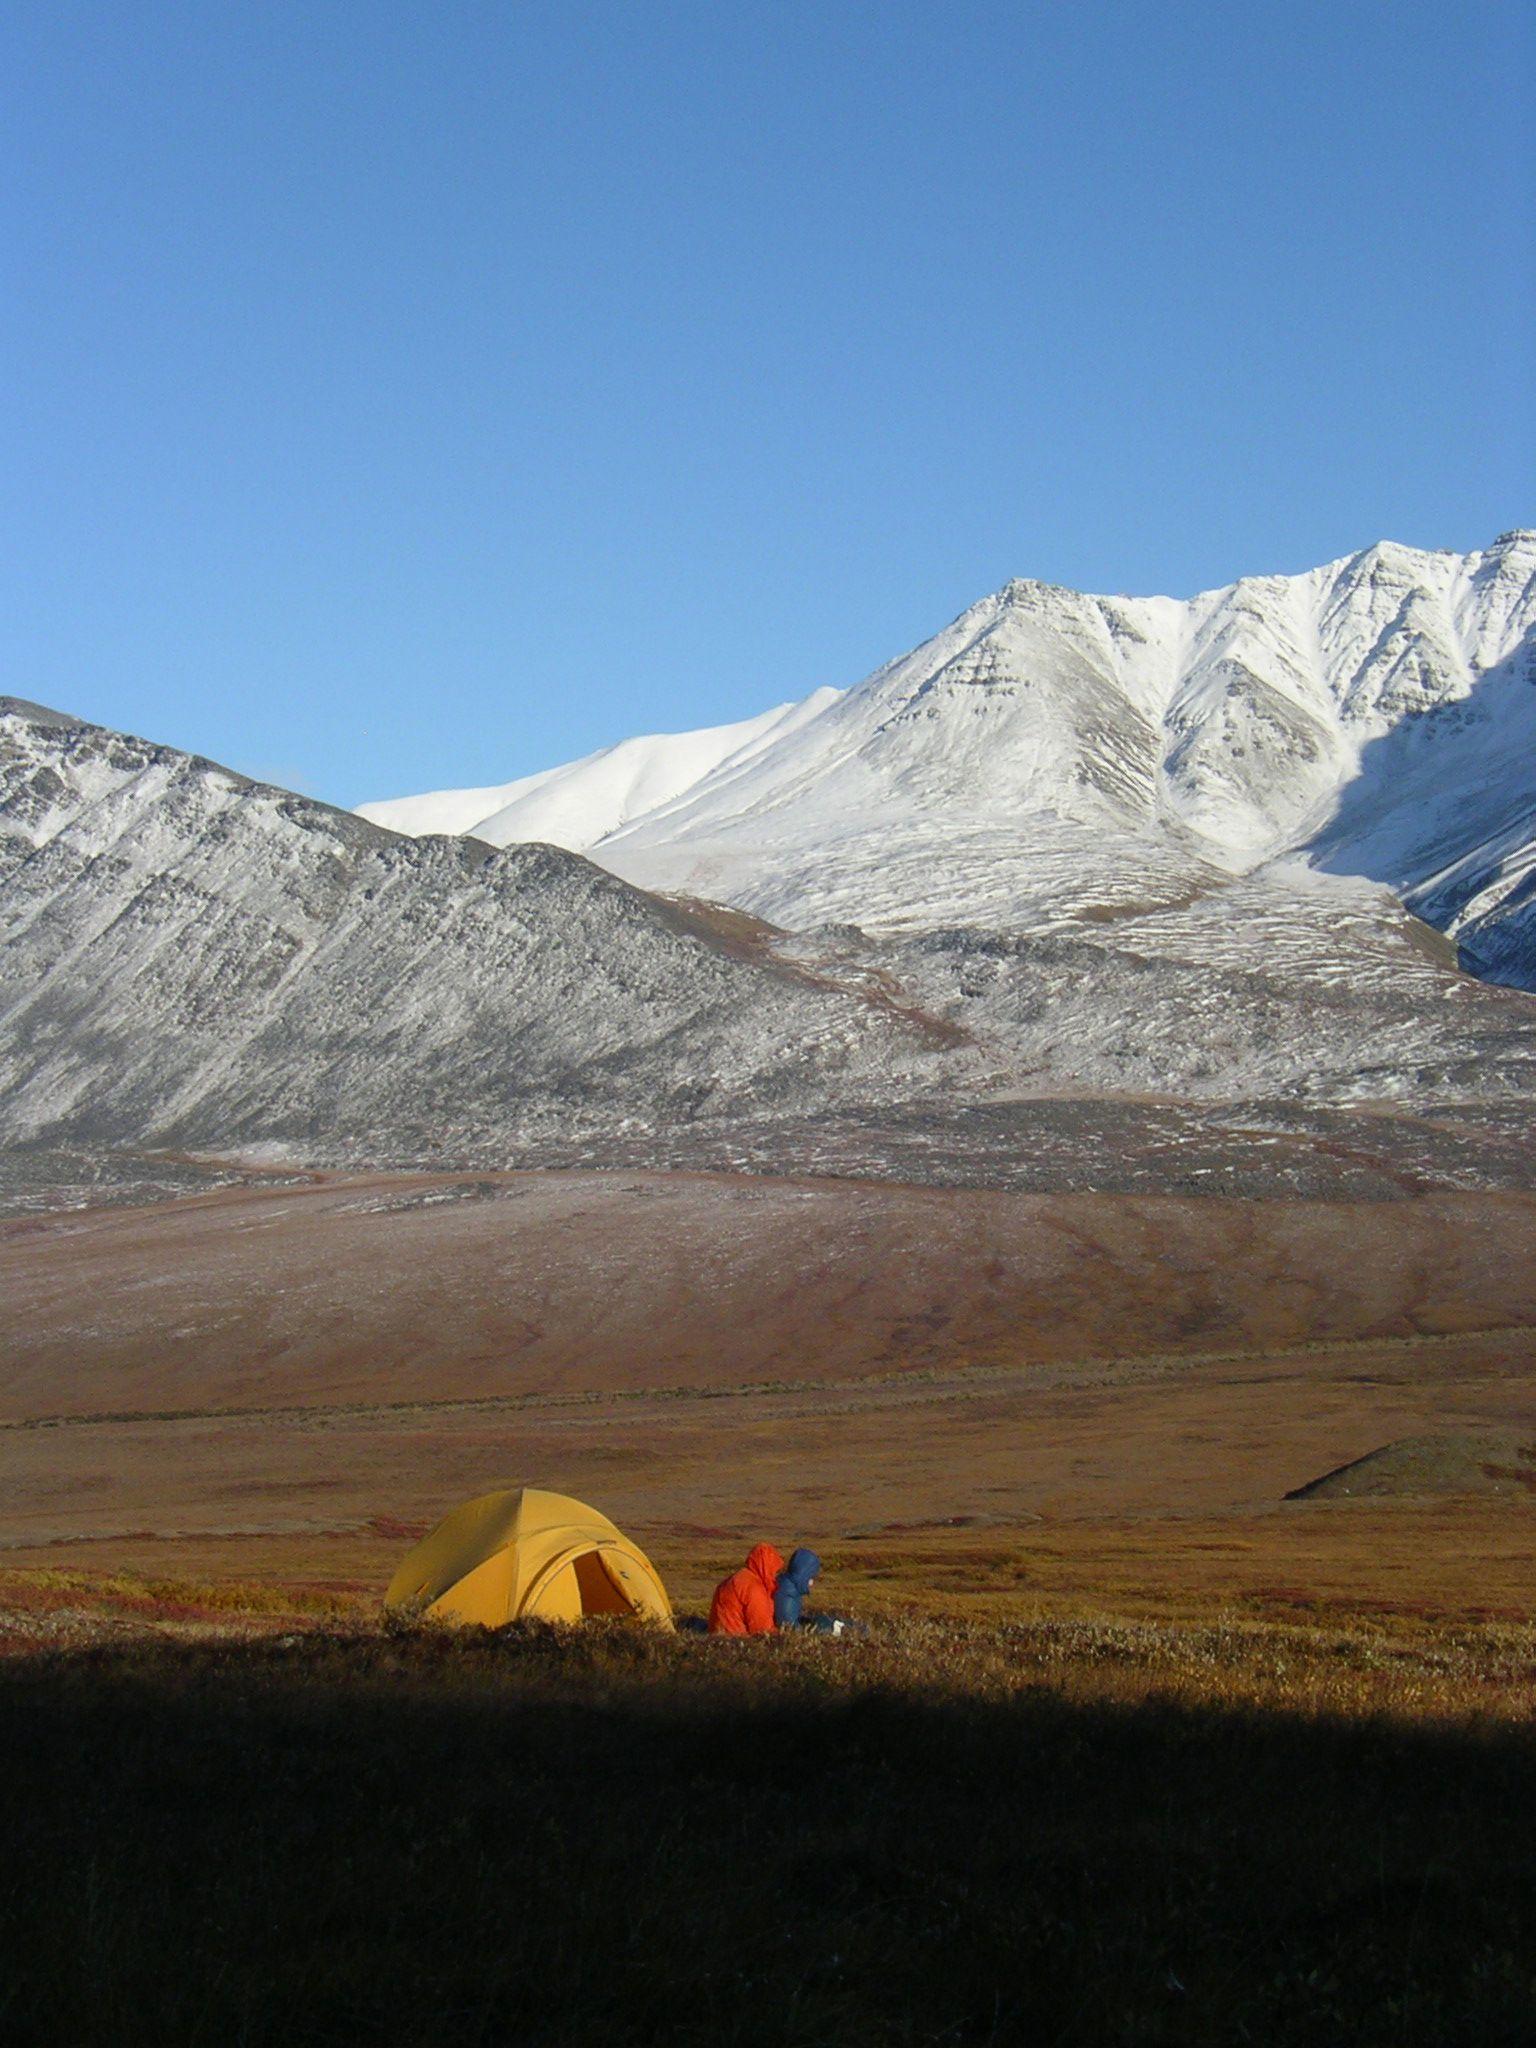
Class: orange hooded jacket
707,1544,785,1635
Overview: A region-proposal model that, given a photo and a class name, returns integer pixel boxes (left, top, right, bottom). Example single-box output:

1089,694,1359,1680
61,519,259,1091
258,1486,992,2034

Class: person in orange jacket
707,1542,785,1634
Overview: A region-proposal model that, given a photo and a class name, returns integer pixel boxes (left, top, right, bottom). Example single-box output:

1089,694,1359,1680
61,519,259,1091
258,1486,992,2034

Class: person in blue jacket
773,1548,823,1629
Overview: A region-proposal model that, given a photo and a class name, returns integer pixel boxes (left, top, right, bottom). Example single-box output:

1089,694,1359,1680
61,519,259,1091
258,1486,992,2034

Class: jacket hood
781,1548,821,1592
746,1544,785,1590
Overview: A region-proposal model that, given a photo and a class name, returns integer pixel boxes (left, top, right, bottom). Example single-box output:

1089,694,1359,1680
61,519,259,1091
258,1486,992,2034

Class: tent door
573,1548,637,1616
523,1542,638,1619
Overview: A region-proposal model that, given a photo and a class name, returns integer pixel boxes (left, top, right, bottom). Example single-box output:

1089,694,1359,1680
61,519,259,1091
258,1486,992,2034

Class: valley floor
2,1158,1533,2042
3,1160,1533,1545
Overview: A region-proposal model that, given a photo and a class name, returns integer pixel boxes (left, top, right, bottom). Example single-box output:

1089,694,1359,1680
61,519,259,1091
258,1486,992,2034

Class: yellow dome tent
384,1487,673,1628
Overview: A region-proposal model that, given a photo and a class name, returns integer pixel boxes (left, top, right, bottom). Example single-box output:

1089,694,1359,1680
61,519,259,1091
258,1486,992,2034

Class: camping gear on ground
773,1546,823,1629
384,1486,673,1628
707,1543,784,1633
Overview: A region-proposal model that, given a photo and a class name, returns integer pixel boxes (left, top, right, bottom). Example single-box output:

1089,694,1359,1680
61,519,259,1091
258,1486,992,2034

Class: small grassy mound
1286,1432,1536,1501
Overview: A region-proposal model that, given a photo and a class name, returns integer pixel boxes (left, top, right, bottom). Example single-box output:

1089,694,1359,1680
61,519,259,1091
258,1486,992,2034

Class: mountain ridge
0,696,952,1159
360,533,1536,986
5,691,1536,1186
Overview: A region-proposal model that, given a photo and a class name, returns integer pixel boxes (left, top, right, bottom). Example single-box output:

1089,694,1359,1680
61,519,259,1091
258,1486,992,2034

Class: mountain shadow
1303,621,1536,991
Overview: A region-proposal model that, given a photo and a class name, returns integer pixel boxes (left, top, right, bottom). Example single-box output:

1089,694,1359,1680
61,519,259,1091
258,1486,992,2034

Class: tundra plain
4,1163,1533,1619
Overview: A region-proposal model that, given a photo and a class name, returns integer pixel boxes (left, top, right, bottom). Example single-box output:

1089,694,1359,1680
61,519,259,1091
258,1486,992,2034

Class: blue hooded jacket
773,1548,822,1629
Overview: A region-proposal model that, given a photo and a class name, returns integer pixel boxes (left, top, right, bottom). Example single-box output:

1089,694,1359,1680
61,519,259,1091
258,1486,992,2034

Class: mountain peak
360,536,1536,986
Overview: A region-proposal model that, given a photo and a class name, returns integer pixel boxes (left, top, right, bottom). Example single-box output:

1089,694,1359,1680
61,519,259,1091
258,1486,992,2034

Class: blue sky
4,2,1532,805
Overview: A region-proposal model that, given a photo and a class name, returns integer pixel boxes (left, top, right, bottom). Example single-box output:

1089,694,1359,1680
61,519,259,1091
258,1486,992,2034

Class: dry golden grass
0,1566,372,1639
5,1503,1532,1728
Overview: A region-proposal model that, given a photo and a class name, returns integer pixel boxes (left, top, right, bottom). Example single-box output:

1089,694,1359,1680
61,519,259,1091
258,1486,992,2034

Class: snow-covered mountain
0,698,949,1157
5,537,1534,1179
361,689,842,847
6,694,1536,1180
361,534,1536,988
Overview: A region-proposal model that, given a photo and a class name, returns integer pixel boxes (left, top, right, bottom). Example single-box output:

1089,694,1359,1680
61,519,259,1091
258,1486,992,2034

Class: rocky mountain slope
362,533,1536,989
0,698,952,1158
5,691,1536,1183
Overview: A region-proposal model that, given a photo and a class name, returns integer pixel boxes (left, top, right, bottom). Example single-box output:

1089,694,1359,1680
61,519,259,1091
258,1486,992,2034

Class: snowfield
362,533,1536,989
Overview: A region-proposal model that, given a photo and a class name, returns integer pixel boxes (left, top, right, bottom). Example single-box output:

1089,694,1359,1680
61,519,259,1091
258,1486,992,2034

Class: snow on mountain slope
0,699,949,1158
358,689,841,847
6,696,1536,1187
362,534,1536,988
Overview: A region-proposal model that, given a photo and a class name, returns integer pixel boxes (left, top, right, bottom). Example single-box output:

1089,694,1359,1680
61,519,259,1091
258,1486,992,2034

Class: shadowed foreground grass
1,1620,1533,2047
